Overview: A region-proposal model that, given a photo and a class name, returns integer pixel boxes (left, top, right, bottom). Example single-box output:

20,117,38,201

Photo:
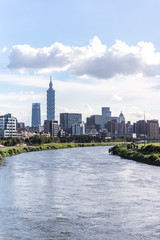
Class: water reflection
0,147,160,239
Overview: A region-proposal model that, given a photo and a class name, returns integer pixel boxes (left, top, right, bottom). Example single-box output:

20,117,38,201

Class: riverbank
0,142,120,163
109,143,160,166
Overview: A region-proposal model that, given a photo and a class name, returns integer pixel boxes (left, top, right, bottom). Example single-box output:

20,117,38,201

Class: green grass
109,143,160,166
0,142,121,163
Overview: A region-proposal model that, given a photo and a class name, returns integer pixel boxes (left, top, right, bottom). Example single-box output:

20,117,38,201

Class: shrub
17,149,22,154
0,150,5,157
8,149,14,156
24,147,30,152
13,148,18,154
148,153,160,162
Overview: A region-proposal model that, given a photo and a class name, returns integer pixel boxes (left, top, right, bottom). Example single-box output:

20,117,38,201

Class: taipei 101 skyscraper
47,76,55,120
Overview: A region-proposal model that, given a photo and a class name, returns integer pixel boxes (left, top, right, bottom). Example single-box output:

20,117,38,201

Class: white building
0,113,17,137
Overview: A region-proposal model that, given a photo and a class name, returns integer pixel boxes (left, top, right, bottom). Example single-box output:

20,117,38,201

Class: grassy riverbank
109,143,160,166
0,142,120,163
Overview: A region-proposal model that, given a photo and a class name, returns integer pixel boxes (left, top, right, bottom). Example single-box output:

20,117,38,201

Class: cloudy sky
1,0,160,125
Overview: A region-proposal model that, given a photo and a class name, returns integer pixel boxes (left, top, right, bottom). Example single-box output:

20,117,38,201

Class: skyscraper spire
47,76,55,120
49,76,53,88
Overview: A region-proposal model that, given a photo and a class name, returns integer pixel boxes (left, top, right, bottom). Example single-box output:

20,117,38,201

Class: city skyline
1,1,160,124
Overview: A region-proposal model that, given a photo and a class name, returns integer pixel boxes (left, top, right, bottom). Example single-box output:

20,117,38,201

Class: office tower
147,120,159,138
72,121,85,135
135,120,147,137
44,120,59,137
60,113,82,135
106,119,118,135
86,115,108,132
118,112,125,123
31,103,41,127
126,121,133,134
47,77,55,120
117,112,126,134
0,113,17,137
102,107,111,118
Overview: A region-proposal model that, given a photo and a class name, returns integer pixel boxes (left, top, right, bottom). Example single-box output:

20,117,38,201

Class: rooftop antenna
49,76,53,88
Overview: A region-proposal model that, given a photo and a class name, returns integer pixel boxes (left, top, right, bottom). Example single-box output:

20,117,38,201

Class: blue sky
1,0,160,125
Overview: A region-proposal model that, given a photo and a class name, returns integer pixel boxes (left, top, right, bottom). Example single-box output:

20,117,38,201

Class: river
0,146,160,239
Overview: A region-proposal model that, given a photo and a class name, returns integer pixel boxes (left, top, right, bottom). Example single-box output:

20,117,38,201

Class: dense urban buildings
1,77,160,139
86,115,108,133
72,121,85,135
60,113,82,135
17,122,25,130
0,113,17,137
1,107,160,139
31,103,41,127
44,120,59,137
47,77,55,120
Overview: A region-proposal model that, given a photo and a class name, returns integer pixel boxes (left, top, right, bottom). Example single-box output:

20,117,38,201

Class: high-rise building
126,121,133,134
106,119,118,135
47,77,55,120
135,120,147,137
31,103,41,127
86,115,108,132
102,107,111,118
72,121,85,135
44,120,59,137
60,113,82,135
0,113,17,137
147,120,159,138
117,112,126,134
118,112,125,123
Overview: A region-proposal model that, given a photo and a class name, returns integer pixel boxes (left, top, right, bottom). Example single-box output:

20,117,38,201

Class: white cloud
112,94,123,102
7,37,160,79
0,91,44,101
8,42,73,73
1,73,160,123
1,46,7,53
0,74,49,88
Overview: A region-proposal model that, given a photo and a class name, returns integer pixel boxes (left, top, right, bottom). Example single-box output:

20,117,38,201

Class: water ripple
0,146,160,239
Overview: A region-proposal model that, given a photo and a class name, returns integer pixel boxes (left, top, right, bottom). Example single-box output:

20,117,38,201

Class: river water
0,146,160,239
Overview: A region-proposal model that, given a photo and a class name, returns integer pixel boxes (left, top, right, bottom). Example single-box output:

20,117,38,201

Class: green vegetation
109,143,160,166
0,141,120,163
0,135,122,163
0,134,129,147
0,135,108,147
0,137,23,146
